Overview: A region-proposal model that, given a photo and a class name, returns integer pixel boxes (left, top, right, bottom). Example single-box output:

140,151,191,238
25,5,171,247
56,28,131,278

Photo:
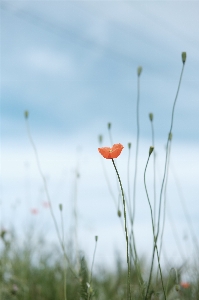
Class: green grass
1,229,199,299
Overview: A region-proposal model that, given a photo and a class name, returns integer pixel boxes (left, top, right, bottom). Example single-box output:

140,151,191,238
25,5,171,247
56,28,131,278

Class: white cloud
26,48,75,77
1,131,199,270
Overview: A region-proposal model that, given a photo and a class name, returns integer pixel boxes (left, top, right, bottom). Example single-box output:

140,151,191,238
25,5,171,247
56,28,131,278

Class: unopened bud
117,210,121,217
107,122,111,130
149,146,154,156
59,203,63,211
149,113,153,122
128,142,131,149
175,284,180,292
24,110,29,119
182,52,187,64
137,66,142,77
98,135,103,144
95,236,98,242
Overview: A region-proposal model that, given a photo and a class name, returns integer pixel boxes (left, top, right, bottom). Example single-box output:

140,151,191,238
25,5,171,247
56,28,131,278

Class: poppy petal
111,144,124,158
98,144,124,159
98,147,111,159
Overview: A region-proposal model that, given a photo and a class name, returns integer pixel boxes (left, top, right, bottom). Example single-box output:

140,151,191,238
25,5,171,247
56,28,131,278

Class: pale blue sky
1,1,199,272
1,1,199,140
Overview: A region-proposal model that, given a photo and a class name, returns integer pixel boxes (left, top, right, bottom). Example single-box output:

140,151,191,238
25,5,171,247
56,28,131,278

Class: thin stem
99,153,125,235
166,268,179,297
73,169,79,271
25,118,78,280
107,123,113,146
127,143,143,292
132,72,141,225
60,206,67,300
127,143,132,216
150,119,156,228
156,62,185,240
128,71,141,291
159,140,172,259
107,124,122,205
89,237,98,286
111,159,131,300
144,152,166,300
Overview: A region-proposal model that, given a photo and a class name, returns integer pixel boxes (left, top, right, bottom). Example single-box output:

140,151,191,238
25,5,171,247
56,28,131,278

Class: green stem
150,120,156,228
132,72,141,225
111,159,131,300
25,118,78,280
60,207,67,300
127,144,143,290
127,144,132,221
156,62,185,240
89,237,98,286
159,140,172,260
144,152,166,300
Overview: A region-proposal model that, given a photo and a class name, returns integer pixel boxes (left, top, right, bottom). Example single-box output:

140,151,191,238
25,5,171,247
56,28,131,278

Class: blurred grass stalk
24,111,78,282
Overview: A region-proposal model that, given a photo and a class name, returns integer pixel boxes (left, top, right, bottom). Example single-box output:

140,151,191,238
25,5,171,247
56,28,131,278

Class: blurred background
1,1,199,276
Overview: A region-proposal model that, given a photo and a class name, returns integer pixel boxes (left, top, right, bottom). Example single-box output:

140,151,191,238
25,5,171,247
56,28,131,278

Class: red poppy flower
31,208,39,215
98,143,124,159
181,282,190,289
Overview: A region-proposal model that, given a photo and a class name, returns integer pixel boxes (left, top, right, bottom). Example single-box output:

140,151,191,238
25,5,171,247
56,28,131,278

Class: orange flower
31,208,39,215
98,143,124,159
181,282,190,289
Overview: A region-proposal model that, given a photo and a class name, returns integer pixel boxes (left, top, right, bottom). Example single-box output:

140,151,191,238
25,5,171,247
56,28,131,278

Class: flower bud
149,146,154,156
117,210,121,217
182,52,186,64
24,110,29,119
95,235,98,242
98,135,103,144
59,203,63,211
175,284,180,292
149,113,153,122
137,66,142,77
107,122,111,130
128,142,131,149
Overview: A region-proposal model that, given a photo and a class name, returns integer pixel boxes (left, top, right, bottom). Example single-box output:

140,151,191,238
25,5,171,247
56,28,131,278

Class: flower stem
111,159,131,300
132,70,141,225
25,116,78,280
144,151,166,300
156,62,185,241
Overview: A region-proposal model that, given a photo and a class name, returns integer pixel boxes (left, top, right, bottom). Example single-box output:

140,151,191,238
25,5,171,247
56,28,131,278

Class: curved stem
144,152,166,300
126,143,143,289
111,159,131,300
132,73,141,225
127,144,132,219
150,120,156,228
25,118,78,280
159,140,172,260
156,63,185,240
